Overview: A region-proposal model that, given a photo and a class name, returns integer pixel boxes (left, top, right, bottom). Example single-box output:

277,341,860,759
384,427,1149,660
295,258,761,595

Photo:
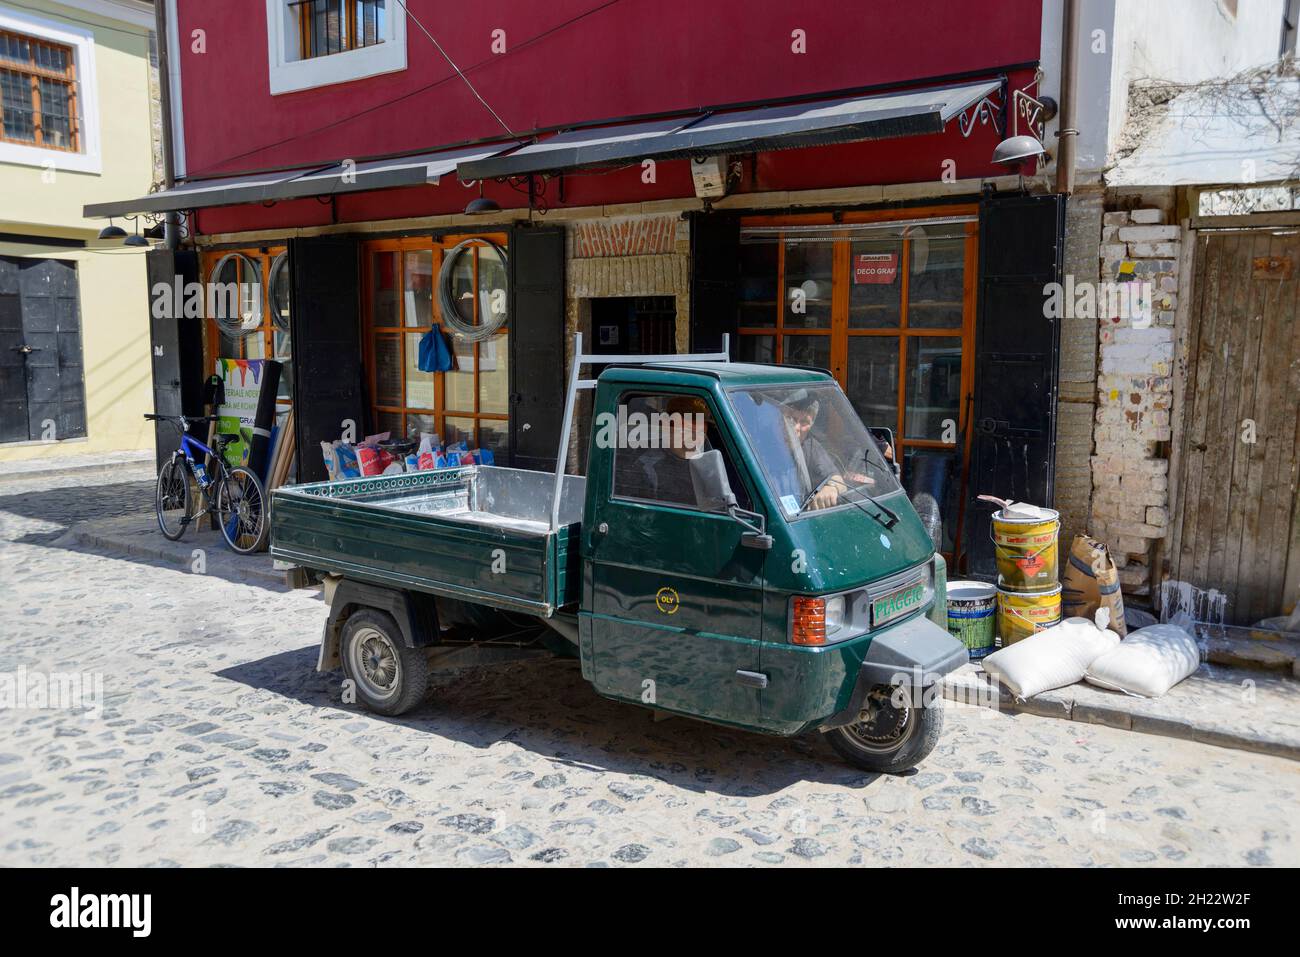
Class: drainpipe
155,0,180,249
1055,0,1080,195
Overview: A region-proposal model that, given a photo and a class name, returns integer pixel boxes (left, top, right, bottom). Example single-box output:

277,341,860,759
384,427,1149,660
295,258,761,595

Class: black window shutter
964,192,1066,578
508,225,565,471
288,236,364,483
689,212,740,354
146,248,203,469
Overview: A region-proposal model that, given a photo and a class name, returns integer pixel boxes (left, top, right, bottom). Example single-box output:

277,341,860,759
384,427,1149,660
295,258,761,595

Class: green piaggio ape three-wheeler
271,335,968,773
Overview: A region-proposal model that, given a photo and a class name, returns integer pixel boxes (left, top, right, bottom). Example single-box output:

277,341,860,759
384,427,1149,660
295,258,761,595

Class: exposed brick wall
561,214,692,471
1089,204,1180,597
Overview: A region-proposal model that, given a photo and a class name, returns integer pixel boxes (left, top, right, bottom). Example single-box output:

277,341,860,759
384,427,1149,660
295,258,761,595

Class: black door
146,248,204,468
288,236,365,484
964,193,1066,578
689,211,740,354
0,256,86,444
508,225,565,471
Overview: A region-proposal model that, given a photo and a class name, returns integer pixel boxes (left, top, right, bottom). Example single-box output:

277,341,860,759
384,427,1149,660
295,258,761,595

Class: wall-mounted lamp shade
992,134,1047,166
464,196,501,215
123,233,150,247
97,223,127,239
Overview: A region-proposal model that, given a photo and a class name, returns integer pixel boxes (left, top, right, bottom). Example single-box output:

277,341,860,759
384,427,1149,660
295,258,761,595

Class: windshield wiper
837,479,900,530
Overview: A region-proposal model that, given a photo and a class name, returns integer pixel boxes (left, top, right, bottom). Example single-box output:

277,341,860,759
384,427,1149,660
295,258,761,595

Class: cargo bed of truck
270,465,584,616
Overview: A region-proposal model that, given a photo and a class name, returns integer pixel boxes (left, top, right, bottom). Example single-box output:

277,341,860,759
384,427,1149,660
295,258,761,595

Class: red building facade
103,0,1067,578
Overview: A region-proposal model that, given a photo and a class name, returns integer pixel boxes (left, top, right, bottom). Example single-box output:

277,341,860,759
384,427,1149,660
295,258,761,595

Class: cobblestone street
1,471,1297,867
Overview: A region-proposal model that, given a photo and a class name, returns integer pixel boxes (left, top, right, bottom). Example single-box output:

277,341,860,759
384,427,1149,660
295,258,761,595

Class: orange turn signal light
791,596,827,646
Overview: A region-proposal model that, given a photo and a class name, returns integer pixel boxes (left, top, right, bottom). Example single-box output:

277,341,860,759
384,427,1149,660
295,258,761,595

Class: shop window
203,246,293,403
363,235,509,460
736,210,977,556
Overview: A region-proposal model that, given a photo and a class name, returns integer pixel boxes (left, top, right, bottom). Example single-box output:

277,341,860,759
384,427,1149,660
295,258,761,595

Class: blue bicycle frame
178,433,219,487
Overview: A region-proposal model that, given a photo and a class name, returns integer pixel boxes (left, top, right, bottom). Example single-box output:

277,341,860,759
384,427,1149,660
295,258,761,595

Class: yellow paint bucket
991,507,1061,591
997,584,1062,646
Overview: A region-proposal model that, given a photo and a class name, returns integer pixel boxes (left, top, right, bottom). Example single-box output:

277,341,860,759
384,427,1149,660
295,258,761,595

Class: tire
826,685,944,774
155,456,193,541
216,466,269,554
339,609,429,716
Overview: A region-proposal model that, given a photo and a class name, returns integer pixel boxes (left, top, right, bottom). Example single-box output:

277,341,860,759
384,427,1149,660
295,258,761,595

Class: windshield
729,382,902,517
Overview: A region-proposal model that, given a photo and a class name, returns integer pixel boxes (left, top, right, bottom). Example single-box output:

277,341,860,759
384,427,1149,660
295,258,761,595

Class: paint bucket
991,506,1061,591
946,580,997,659
997,584,1063,646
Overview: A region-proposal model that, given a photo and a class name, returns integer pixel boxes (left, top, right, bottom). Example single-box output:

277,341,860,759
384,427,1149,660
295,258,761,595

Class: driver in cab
781,392,886,511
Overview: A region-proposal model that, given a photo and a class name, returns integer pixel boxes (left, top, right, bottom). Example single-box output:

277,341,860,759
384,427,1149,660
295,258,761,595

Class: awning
84,142,519,218
456,78,1002,180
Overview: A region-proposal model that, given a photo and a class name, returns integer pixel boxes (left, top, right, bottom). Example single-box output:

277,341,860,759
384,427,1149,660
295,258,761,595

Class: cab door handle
734,670,768,689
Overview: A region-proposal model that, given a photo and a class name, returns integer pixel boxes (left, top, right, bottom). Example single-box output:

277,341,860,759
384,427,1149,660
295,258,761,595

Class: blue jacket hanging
418,326,454,373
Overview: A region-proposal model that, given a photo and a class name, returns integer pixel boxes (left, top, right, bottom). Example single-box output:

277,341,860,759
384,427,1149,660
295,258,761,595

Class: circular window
437,238,508,341
209,253,263,339
269,252,291,331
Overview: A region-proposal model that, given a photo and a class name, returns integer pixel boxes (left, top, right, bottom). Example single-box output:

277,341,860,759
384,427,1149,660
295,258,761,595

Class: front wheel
216,466,269,554
826,686,944,774
155,456,193,541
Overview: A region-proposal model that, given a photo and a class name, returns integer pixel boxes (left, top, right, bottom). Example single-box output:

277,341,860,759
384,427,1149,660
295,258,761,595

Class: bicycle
145,413,270,555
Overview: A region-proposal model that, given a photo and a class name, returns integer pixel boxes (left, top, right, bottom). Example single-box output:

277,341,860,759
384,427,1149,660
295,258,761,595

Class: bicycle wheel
155,456,193,541
216,466,270,554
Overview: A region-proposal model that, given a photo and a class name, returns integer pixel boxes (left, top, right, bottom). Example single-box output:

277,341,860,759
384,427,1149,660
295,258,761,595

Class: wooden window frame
291,0,382,61
737,204,979,556
201,244,291,372
0,28,80,153
361,233,510,451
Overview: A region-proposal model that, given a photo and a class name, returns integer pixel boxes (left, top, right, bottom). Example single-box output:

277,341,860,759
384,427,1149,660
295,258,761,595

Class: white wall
1069,0,1288,175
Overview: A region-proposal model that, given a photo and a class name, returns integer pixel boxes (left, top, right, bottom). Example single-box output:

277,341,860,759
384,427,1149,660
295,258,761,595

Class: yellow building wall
0,0,156,463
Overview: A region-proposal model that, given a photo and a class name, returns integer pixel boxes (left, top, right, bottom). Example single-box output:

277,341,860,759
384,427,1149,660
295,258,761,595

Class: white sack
1084,623,1200,697
981,617,1120,698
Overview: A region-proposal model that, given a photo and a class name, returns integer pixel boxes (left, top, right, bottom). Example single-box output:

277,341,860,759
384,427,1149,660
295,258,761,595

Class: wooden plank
1159,224,1198,609
1172,233,1217,585
1189,233,1240,589
1218,230,1269,620
1280,237,1300,615
1248,232,1300,621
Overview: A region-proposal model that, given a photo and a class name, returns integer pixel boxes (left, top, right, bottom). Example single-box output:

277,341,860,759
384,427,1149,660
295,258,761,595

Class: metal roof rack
549,332,730,531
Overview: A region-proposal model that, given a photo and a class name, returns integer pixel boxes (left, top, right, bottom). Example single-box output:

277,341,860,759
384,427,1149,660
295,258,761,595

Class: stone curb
941,670,1300,762
60,523,291,591
0,454,155,484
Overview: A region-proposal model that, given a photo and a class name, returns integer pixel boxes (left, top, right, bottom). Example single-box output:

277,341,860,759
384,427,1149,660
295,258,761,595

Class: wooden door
1168,229,1300,624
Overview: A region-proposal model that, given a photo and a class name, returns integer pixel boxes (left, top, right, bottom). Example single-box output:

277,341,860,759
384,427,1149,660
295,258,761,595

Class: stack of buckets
946,502,1062,658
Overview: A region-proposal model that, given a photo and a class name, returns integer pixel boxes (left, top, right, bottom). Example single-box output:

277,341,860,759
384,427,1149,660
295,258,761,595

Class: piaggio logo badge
655,587,680,614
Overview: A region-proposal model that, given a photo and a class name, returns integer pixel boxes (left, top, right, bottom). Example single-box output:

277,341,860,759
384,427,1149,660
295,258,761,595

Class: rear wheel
216,466,269,554
826,685,944,774
155,457,193,541
339,609,429,716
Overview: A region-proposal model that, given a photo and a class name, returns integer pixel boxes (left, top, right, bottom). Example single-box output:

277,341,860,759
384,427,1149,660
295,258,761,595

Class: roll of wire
437,238,509,342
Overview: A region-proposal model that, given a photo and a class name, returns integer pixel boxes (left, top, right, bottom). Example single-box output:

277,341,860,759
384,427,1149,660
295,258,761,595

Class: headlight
824,596,845,636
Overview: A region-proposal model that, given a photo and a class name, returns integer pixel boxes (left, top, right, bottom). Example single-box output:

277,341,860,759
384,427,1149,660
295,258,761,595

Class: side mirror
690,450,772,550
690,449,737,513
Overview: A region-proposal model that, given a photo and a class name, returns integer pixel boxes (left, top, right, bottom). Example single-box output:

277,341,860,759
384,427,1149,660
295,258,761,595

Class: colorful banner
215,358,267,467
